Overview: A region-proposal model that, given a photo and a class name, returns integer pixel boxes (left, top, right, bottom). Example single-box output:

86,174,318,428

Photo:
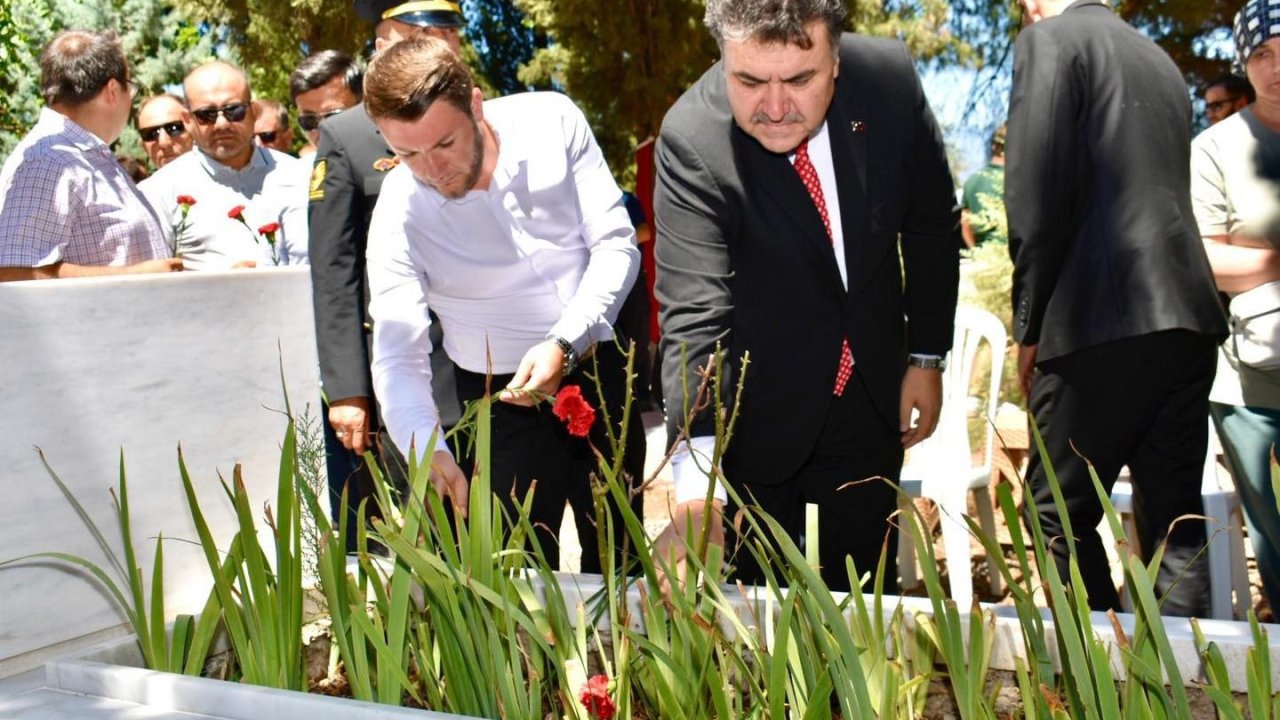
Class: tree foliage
172,0,369,105
461,0,548,96
0,0,214,159
513,0,973,181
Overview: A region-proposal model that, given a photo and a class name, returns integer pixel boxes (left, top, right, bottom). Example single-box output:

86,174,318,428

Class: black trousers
1025,330,1217,617
453,341,645,573
726,374,904,594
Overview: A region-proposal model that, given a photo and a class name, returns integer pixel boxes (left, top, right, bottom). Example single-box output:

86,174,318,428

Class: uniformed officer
308,0,466,548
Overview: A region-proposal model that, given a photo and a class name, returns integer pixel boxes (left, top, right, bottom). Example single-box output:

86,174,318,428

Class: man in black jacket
654,0,959,592
1008,0,1228,616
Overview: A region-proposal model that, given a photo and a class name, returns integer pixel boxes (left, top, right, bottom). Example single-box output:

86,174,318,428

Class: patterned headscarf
1234,0,1280,75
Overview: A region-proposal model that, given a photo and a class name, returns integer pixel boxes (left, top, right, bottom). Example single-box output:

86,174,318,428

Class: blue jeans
1210,402,1280,614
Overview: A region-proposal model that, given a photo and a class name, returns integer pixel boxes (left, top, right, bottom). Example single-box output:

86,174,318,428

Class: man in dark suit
654,0,960,592
308,0,466,547
1008,0,1228,616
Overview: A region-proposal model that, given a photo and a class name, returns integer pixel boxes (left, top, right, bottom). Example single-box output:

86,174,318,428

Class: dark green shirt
962,162,1006,245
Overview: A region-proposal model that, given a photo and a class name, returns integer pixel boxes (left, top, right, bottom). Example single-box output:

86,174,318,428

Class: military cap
354,0,465,28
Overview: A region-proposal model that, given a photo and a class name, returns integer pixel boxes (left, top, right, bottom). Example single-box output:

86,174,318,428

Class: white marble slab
0,269,319,677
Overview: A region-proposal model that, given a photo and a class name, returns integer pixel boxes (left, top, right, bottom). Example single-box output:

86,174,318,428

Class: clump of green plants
10,343,1280,718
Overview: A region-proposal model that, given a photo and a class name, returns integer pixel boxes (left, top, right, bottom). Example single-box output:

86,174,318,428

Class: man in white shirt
140,61,309,269
363,37,642,571
0,29,179,282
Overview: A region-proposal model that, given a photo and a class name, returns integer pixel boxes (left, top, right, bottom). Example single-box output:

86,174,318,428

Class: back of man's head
290,50,364,103
364,36,472,122
40,29,127,108
704,0,846,53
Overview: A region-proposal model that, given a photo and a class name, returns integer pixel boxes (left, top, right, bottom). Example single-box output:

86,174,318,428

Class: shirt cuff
670,434,728,505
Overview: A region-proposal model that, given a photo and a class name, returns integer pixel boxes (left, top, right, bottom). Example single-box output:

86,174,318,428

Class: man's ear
470,86,484,120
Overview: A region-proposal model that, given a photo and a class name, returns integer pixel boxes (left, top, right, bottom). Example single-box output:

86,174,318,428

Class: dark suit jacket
1006,0,1227,360
308,105,459,425
655,34,960,486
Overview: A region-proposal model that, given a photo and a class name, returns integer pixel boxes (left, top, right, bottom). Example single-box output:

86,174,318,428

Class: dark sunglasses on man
1206,97,1243,114
256,131,279,144
138,121,186,143
190,102,250,125
297,108,345,132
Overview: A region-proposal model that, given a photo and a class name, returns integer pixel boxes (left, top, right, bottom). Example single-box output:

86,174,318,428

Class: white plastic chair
897,306,1008,608
1111,422,1251,620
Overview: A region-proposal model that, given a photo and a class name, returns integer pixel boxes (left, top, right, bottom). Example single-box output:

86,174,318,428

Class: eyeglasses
138,121,186,142
1206,97,1243,114
297,108,345,132
190,102,250,125
256,131,278,144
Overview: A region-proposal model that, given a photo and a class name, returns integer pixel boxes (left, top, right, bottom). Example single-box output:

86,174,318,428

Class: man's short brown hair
364,36,473,122
39,29,128,107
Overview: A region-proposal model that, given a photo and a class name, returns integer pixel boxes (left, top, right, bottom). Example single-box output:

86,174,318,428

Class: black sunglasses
256,131,279,144
297,108,345,132
190,102,250,125
1206,97,1242,113
138,121,186,142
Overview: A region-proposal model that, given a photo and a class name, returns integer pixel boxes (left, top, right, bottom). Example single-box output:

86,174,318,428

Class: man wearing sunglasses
0,30,178,282
307,0,466,550
1202,73,1255,126
140,61,309,269
252,99,296,155
136,94,193,169
291,50,363,159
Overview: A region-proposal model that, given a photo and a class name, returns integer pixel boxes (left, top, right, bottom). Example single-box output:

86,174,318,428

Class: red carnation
257,222,280,239
227,204,245,220
578,675,615,720
176,195,197,207
553,385,595,438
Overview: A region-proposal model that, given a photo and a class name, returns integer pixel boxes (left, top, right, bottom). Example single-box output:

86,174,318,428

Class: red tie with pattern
794,139,855,397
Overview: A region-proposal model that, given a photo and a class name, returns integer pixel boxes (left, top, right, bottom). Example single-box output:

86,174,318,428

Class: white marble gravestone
0,268,319,676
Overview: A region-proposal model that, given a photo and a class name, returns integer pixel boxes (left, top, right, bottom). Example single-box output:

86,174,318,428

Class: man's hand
899,365,943,449
499,340,565,406
329,396,372,455
652,498,726,596
1017,343,1038,399
134,258,185,274
427,449,470,518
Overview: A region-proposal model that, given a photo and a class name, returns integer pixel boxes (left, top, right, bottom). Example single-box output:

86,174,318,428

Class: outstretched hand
500,340,565,406
427,449,470,518
652,498,726,598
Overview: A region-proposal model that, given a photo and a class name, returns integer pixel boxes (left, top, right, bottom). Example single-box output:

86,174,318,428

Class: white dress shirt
139,146,309,270
670,121,846,504
367,91,639,456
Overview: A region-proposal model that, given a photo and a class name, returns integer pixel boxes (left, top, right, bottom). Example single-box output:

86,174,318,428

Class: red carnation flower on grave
579,675,615,720
227,204,246,220
176,195,197,207
257,222,280,239
553,385,595,438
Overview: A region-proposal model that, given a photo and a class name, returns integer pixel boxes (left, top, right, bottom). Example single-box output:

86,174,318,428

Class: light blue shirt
140,146,308,270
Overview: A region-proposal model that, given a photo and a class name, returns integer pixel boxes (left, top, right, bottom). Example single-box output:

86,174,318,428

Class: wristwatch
550,336,578,376
907,354,947,371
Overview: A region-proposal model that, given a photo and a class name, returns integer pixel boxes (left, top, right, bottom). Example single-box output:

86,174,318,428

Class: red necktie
794,140,855,397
